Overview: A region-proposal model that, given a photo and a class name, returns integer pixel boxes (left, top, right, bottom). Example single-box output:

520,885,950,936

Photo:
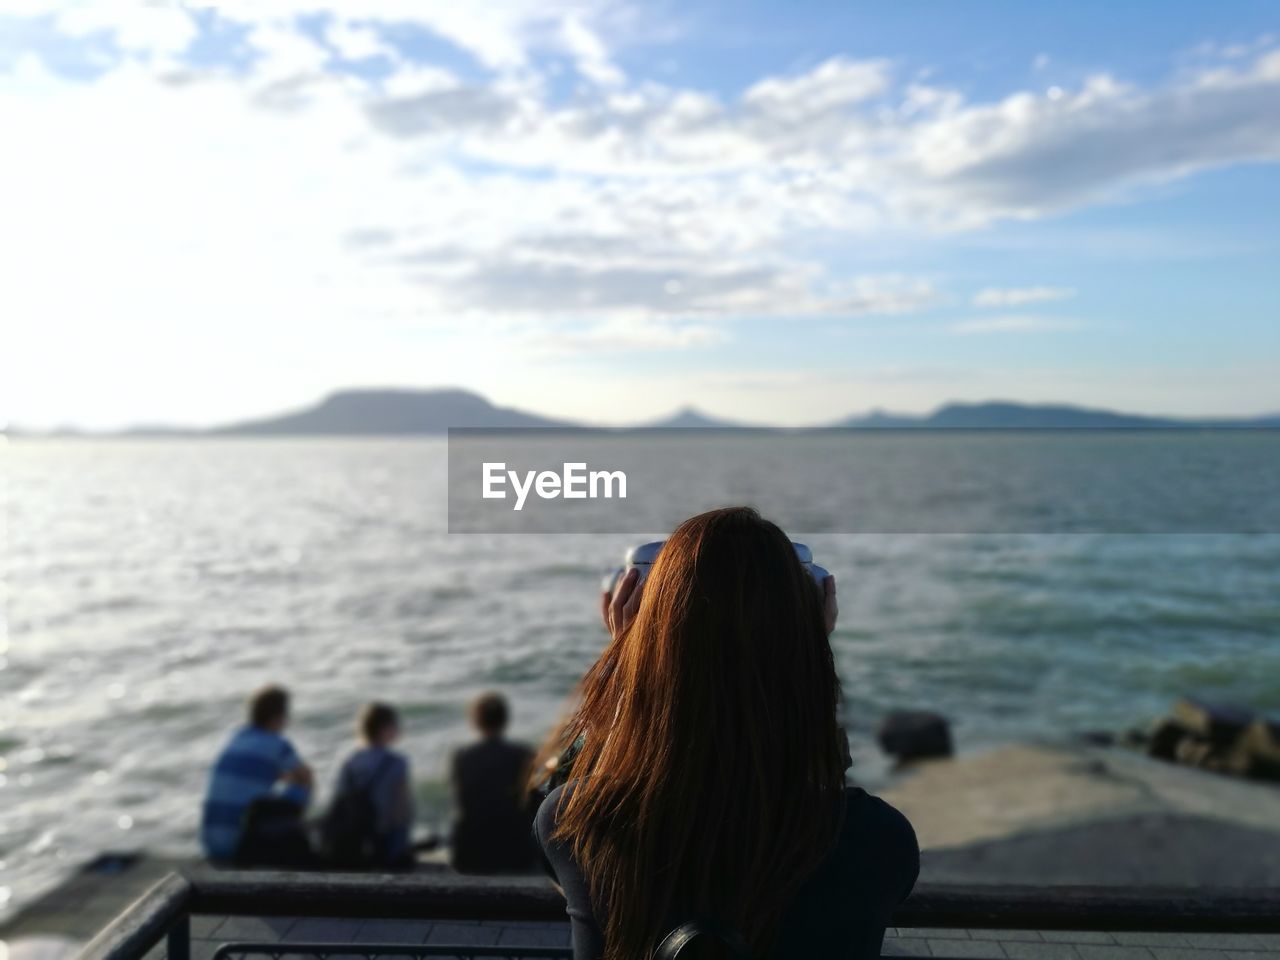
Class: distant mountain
212,388,574,434
835,408,925,429
11,391,1280,437
637,406,753,429
926,401,1181,429
835,401,1236,429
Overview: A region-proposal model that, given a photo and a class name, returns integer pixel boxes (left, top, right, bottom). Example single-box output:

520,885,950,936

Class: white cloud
899,53,1280,224
519,317,724,355
325,21,397,63
52,1,199,57
11,0,632,78
245,19,333,79
951,315,1080,335
387,239,939,322
743,57,890,113
972,286,1076,307
2,7,1279,426
557,15,625,87
326,43,1280,236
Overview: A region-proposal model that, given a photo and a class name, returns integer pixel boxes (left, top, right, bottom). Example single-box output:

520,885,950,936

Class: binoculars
603,540,830,594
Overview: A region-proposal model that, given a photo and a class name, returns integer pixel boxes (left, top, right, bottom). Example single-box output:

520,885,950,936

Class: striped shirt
200,725,309,861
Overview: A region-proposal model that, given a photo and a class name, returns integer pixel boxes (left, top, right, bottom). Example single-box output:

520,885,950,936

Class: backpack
321,752,396,868
237,795,314,869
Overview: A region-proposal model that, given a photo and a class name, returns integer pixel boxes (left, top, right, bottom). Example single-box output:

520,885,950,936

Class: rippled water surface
4,438,1280,918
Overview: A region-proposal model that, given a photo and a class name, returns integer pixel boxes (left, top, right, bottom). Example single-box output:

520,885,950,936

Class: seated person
323,702,414,870
449,692,537,874
200,684,313,865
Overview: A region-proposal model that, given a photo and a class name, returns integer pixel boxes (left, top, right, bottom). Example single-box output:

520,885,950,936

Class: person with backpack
322,702,414,870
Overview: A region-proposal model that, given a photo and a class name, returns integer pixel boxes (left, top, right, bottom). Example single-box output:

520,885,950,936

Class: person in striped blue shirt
200,685,314,862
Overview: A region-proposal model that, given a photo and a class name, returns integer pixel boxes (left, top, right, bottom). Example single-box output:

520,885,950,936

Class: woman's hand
601,567,644,640
823,575,838,635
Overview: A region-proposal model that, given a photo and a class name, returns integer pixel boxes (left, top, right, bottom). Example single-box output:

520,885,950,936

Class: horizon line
7,385,1280,436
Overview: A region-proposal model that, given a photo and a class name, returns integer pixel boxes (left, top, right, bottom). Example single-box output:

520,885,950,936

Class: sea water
4,437,1280,917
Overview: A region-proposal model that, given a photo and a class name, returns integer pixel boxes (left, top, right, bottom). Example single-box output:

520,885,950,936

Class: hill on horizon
10,389,1280,435
211,388,575,434
636,406,754,429
214,393,1280,433
837,401,1189,430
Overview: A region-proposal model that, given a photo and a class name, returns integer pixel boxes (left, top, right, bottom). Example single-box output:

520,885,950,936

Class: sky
2,0,1279,429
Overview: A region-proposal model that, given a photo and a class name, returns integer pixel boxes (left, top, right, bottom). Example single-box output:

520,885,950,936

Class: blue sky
2,1,1278,427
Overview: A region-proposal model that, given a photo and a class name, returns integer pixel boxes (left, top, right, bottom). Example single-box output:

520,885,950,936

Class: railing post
79,872,194,960
167,915,190,960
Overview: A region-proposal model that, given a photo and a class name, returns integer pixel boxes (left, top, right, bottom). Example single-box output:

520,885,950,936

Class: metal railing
78,868,1280,960
210,946,573,960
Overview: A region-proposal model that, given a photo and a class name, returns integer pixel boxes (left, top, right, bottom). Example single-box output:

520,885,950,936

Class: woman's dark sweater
534,783,919,959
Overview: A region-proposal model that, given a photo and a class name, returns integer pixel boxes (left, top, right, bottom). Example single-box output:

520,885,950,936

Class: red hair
546,507,846,960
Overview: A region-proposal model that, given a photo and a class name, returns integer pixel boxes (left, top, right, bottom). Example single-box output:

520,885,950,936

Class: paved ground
7,746,1280,959
881,744,1280,873
8,897,1280,960
0,854,186,945
883,744,1280,889
147,916,1280,960
920,813,1280,887
885,927,1280,960
10,906,1280,960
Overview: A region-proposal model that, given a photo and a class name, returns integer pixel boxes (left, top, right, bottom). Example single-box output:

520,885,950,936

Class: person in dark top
537,783,916,960
324,702,414,870
533,507,919,960
449,691,537,874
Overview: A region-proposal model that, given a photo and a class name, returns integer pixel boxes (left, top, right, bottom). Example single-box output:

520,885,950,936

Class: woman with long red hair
534,506,919,959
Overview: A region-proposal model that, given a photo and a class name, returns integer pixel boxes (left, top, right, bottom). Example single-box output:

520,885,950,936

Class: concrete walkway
162,916,1280,960
7,744,1280,959
881,744,1280,887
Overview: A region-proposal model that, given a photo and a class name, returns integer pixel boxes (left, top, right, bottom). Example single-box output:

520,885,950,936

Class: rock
1175,735,1212,768
878,710,953,761
1171,698,1255,748
1147,701,1280,784
1147,717,1190,761
1228,718,1280,782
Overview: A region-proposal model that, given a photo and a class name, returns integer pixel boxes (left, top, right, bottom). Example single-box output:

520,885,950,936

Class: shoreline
10,740,1280,929
881,741,1280,886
